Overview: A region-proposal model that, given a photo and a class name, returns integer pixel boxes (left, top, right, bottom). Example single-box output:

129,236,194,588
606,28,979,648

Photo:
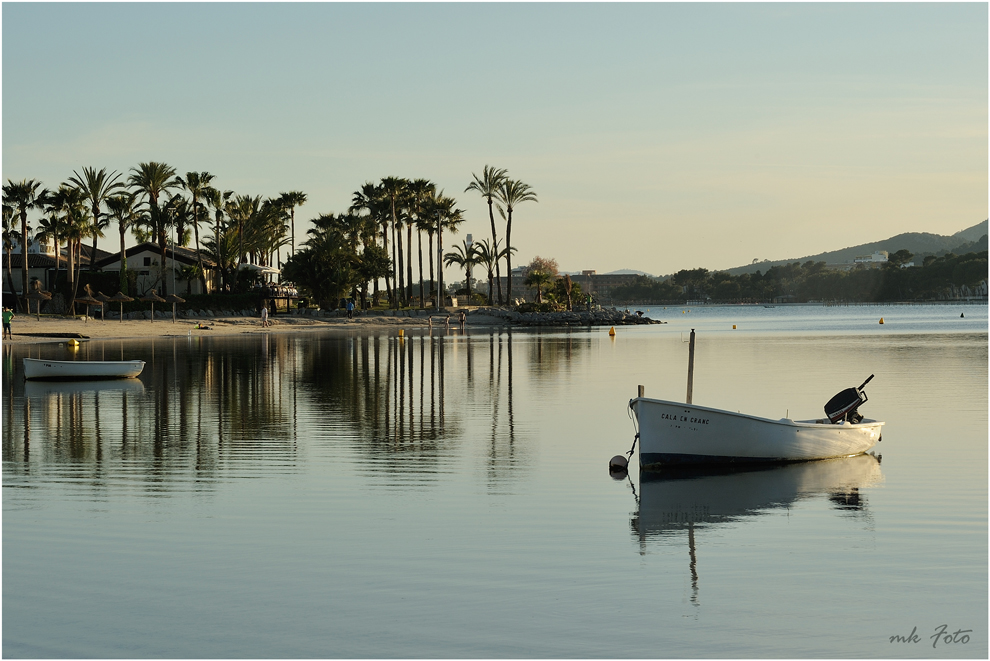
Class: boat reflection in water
630,454,883,604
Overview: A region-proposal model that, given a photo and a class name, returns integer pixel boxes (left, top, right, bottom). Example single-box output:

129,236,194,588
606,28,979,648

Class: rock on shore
471,307,663,327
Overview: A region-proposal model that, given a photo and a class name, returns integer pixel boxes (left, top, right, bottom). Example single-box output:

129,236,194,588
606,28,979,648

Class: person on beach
445,314,450,331
2,307,13,339
458,310,466,329
346,300,354,319
261,305,269,328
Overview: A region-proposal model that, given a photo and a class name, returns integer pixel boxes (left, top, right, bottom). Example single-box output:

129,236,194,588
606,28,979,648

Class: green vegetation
4,164,533,312
611,252,988,304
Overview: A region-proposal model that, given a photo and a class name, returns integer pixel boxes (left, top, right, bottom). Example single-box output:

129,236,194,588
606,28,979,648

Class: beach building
93,242,217,296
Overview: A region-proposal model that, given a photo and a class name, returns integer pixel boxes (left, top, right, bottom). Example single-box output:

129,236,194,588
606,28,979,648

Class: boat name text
661,413,710,425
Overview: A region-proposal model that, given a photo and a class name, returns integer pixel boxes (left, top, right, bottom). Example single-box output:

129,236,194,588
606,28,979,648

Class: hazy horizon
3,3,986,279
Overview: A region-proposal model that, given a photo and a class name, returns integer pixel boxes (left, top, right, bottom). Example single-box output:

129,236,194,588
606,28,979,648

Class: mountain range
720,219,987,277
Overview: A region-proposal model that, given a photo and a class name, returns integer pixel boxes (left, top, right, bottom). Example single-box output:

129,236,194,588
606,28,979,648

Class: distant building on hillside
854,251,889,265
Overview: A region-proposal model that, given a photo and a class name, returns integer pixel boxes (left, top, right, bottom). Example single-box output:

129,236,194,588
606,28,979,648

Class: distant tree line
610,249,988,304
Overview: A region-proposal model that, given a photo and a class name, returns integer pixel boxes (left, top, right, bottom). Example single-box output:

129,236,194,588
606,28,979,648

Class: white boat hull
630,397,883,467
23,358,145,381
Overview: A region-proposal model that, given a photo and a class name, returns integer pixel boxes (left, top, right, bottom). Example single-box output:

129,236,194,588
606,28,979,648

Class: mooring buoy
609,455,629,478
879,317,884,324
608,326,615,336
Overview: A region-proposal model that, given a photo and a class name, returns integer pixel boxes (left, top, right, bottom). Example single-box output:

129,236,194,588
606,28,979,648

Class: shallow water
3,304,987,658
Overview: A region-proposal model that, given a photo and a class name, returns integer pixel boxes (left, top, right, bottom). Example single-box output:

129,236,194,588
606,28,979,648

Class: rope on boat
626,398,640,459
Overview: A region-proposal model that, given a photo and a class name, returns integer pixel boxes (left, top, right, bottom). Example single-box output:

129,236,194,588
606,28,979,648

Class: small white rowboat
622,331,884,468
23,358,145,381
629,397,883,467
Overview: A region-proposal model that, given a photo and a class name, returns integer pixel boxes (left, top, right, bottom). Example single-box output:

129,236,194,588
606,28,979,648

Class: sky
3,3,987,279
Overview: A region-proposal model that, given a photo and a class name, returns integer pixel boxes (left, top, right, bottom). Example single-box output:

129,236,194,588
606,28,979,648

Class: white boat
629,397,883,467
23,358,145,381
625,330,884,468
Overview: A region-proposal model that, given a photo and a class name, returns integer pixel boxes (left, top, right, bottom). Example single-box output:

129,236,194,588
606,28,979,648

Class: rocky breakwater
473,307,664,327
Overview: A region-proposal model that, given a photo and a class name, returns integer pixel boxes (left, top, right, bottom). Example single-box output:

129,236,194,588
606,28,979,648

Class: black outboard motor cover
825,375,874,424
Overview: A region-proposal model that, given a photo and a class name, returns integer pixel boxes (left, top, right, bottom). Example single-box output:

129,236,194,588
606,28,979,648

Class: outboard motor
824,375,874,424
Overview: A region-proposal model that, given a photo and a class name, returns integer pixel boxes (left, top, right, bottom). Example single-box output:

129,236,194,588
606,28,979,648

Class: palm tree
2,178,46,311
105,192,142,294
473,238,514,306
2,202,21,301
226,194,260,268
429,191,465,308
204,186,233,245
407,179,436,307
524,267,553,304
68,167,124,271
42,185,89,302
465,165,508,304
277,191,307,257
380,177,409,307
444,239,478,301
128,162,178,289
174,172,215,292
350,182,390,304
495,178,537,303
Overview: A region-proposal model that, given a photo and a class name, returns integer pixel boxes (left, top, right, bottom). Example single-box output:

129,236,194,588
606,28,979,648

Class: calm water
3,304,987,658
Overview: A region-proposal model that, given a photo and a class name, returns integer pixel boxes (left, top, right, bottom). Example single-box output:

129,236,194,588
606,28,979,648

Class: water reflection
2,329,527,492
630,454,883,605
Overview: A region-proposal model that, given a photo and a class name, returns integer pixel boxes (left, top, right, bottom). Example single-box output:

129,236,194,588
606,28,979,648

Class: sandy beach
3,310,508,344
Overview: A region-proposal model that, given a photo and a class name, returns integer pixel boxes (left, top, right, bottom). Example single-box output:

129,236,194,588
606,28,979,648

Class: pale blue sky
3,3,987,276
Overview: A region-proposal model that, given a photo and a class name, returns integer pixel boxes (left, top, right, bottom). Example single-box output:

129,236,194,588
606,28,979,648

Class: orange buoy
608,326,615,336
879,318,884,325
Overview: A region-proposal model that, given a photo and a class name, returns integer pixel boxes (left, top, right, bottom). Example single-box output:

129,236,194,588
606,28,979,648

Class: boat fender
609,455,628,471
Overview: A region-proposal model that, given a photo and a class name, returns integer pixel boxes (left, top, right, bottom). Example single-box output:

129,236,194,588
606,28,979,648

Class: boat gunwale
629,396,884,429
23,358,145,367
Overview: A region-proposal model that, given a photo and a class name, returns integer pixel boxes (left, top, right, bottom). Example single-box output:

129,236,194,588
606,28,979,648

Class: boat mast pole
686,329,696,404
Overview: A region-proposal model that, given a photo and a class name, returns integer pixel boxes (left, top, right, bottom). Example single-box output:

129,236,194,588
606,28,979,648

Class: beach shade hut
107,291,134,323
140,289,166,322
164,293,185,324
26,282,52,321
74,287,102,323
95,291,112,321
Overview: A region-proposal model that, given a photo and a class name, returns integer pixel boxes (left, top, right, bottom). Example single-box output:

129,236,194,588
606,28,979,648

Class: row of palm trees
3,163,536,312
3,165,307,310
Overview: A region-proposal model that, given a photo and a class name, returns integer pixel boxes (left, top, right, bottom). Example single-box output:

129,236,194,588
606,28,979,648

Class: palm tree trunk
505,210,513,303
5,247,18,303
396,222,405,308
428,232,435,301
417,230,424,308
487,199,503,305
406,224,413,305
119,226,128,294
19,209,29,313
194,223,206,293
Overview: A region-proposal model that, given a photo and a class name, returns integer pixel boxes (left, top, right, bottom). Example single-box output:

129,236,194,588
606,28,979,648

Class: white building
854,251,889,264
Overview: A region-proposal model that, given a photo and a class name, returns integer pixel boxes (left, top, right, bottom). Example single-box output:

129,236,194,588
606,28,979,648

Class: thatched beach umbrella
140,289,166,322
95,291,111,321
164,293,185,324
107,291,134,323
26,281,52,320
75,293,100,322
74,285,101,322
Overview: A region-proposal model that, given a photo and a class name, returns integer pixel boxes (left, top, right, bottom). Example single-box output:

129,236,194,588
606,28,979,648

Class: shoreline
2,311,514,344
1,305,664,344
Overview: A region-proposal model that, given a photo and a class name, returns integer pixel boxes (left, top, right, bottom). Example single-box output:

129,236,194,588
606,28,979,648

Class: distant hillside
723,219,988,276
